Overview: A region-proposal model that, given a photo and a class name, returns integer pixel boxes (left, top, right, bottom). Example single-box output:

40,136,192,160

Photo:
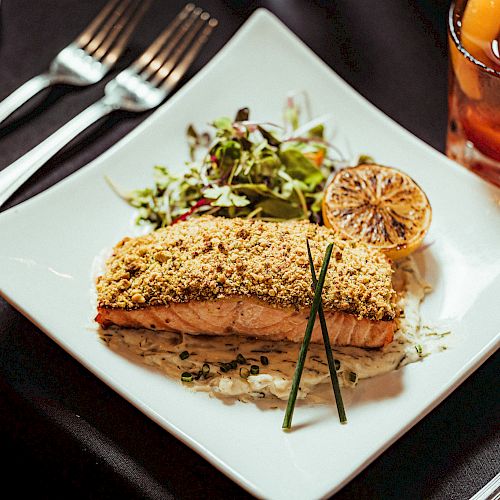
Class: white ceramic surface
1,10,499,500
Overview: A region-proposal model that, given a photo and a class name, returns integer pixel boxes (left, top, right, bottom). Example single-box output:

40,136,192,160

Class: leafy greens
115,95,351,228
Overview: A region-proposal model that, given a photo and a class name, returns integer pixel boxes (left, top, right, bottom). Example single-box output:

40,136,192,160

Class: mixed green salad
111,94,364,228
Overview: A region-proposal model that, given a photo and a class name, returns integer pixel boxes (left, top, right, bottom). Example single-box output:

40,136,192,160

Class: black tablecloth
0,1,498,498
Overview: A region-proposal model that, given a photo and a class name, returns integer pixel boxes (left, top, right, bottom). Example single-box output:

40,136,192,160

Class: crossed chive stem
306,240,347,424
282,241,347,430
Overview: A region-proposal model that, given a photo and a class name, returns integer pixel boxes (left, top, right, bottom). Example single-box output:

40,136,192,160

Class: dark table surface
0,1,498,498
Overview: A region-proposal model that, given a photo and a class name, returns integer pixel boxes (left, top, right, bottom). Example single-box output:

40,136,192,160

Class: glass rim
448,0,500,78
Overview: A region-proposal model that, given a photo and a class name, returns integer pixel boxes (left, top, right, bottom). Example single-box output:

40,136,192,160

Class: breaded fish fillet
96,216,397,347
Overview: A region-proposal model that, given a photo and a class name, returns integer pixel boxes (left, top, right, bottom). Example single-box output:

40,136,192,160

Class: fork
0,4,217,208
0,0,151,125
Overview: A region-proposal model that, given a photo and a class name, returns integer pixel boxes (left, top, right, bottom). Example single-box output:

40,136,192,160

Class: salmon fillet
96,297,395,348
96,216,397,348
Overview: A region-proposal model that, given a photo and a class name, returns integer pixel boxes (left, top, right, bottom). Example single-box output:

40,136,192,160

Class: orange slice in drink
453,0,500,99
461,0,500,66
322,164,432,260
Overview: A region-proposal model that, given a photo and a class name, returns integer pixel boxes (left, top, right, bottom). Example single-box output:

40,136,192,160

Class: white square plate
1,10,499,500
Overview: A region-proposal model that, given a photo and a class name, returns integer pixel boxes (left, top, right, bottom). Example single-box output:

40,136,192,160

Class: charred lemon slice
322,164,431,260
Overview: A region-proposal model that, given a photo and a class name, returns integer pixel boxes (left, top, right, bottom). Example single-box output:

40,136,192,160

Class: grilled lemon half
322,164,432,260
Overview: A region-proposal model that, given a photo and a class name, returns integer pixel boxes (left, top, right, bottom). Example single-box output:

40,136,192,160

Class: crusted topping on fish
96,216,396,320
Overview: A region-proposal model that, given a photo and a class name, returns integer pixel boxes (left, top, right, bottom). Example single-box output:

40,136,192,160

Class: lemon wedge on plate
322,164,432,260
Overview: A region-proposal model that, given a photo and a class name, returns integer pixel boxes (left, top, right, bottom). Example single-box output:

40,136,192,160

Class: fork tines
133,4,218,90
76,0,152,66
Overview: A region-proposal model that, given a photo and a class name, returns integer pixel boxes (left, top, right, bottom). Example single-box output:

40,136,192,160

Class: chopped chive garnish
250,365,260,375
415,344,423,355
181,372,193,382
179,350,189,360
236,353,247,364
230,360,238,369
240,367,250,379
334,359,341,371
260,355,269,366
219,362,234,373
202,363,210,376
282,242,334,430
348,372,357,383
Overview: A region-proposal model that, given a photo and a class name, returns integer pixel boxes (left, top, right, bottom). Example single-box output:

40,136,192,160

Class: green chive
282,242,334,430
236,353,247,364
348,372,357,383
240,367,250,379
220,364,228,373
250,365,260,375
230,360,238,369
415,344,423,355
181,372,193,382
179,350,189,360
202,363,210,376
306,240,347,424
260,355,269,366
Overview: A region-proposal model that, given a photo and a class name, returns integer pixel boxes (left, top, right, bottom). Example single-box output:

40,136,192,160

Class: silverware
469,472,500,500
0,4,217,208
0,0,151,125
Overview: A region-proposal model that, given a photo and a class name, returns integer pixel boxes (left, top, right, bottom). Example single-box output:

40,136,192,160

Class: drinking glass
446,0,500,187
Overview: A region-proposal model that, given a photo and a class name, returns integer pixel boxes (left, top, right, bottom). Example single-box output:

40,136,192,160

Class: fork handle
0,74,54,124
0,99,112,207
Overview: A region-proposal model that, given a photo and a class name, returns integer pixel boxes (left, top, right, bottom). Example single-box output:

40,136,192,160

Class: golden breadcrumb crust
96,216,396,320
